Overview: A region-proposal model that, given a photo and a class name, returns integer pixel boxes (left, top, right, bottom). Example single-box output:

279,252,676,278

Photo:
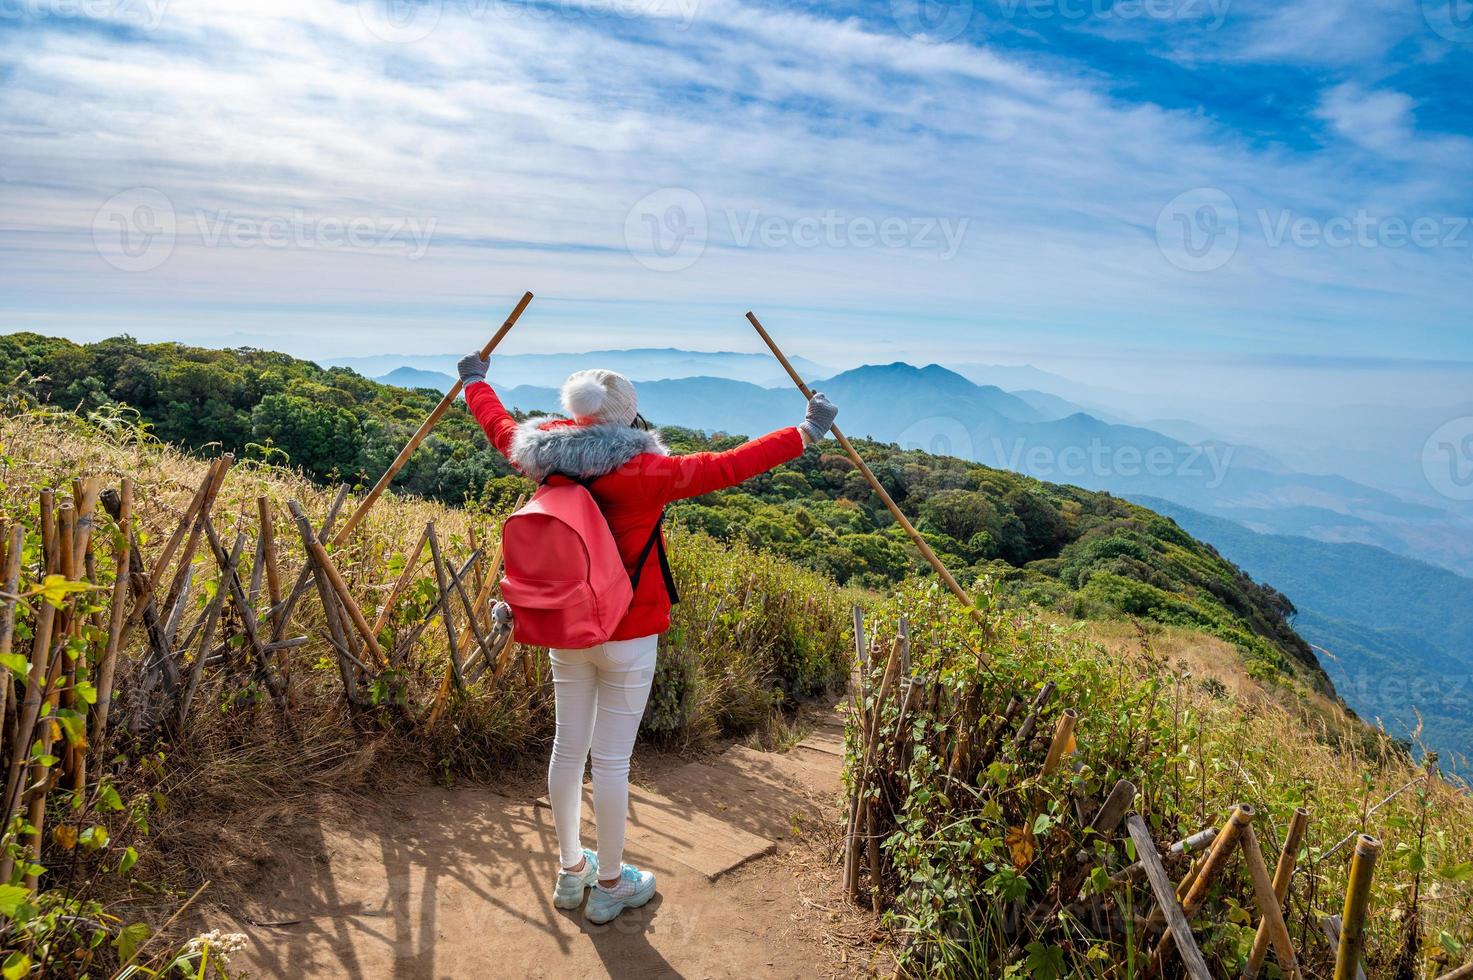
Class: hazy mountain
377,367,455,392
378,357,1473,575
331,348,834,390
1135,496,1473,768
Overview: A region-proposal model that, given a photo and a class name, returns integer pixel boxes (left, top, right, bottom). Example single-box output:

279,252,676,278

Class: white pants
547,634,658,876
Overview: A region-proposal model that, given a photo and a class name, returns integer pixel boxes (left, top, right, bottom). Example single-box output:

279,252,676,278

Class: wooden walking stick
746,311,977,614
1244,806,1310,979
330,290,534,548
1334,835,1380,980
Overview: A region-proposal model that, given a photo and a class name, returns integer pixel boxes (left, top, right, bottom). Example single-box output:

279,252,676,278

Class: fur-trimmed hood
508,418,667,482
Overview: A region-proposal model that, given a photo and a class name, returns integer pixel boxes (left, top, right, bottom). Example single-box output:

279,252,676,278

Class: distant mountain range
1137,497,1473,770
378,366,456,391
338,348,833,390
370,351,1473,762
377,357,1473,576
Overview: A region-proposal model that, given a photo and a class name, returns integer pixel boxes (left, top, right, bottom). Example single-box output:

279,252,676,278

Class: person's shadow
560,893,684,979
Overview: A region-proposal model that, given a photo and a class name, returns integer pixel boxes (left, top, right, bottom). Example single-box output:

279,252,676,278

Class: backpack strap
628,511,680,605
541,470,594,488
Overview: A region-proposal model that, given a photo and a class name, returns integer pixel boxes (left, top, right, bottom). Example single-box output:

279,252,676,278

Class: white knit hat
560,369,639,426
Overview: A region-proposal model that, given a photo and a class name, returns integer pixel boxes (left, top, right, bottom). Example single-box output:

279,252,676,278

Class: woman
457,352,838,924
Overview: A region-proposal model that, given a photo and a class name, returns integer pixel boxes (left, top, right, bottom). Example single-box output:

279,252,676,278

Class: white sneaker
553,849,599,909
584,864,656,924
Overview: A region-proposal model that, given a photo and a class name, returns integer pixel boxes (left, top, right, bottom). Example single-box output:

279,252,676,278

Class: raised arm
459,353,519,459
649,392,839,503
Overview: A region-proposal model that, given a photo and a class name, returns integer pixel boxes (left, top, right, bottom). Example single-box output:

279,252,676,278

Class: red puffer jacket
465,380,805,640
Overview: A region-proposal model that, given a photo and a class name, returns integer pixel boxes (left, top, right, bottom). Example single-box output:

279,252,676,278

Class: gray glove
798,392,838,443
457,351,489,387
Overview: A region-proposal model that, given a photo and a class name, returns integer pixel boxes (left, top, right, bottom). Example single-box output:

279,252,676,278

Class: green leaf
98,782,124,812
79,824,109,850
0,884,30,917
2,952,30,980
54,709,86,747
72,680,97,706
1024,941,1065,980
1439,860,1473,883
0,653,28,682
31,574,92,609
118,846,138,875
114,921,150,964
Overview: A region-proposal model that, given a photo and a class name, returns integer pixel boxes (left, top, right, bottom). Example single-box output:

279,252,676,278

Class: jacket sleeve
463,380,519,459
652,427,806,504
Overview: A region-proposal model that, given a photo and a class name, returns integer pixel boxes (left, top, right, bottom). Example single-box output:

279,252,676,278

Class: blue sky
0,0,1470,398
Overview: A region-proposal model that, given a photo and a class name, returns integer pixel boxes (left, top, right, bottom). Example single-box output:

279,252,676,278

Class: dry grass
0,406,856,917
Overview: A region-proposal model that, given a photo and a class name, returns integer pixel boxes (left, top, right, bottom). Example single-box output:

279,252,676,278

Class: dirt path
205,712,870,979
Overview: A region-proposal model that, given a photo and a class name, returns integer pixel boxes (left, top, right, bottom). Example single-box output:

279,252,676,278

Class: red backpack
498,476,674,649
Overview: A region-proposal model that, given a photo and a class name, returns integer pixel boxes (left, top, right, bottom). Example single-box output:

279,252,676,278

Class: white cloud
0,0,1466,363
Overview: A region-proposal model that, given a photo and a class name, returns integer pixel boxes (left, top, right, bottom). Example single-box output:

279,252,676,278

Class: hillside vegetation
0,374,1469,978
0,332,1327,699
855,585,1473,978
1140,497,1473,771
0,405,854,973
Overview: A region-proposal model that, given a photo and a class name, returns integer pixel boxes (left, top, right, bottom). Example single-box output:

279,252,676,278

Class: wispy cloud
0,0,1467,366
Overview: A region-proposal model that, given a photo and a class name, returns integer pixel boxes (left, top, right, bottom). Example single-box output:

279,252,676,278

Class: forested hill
0,332,1327,693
